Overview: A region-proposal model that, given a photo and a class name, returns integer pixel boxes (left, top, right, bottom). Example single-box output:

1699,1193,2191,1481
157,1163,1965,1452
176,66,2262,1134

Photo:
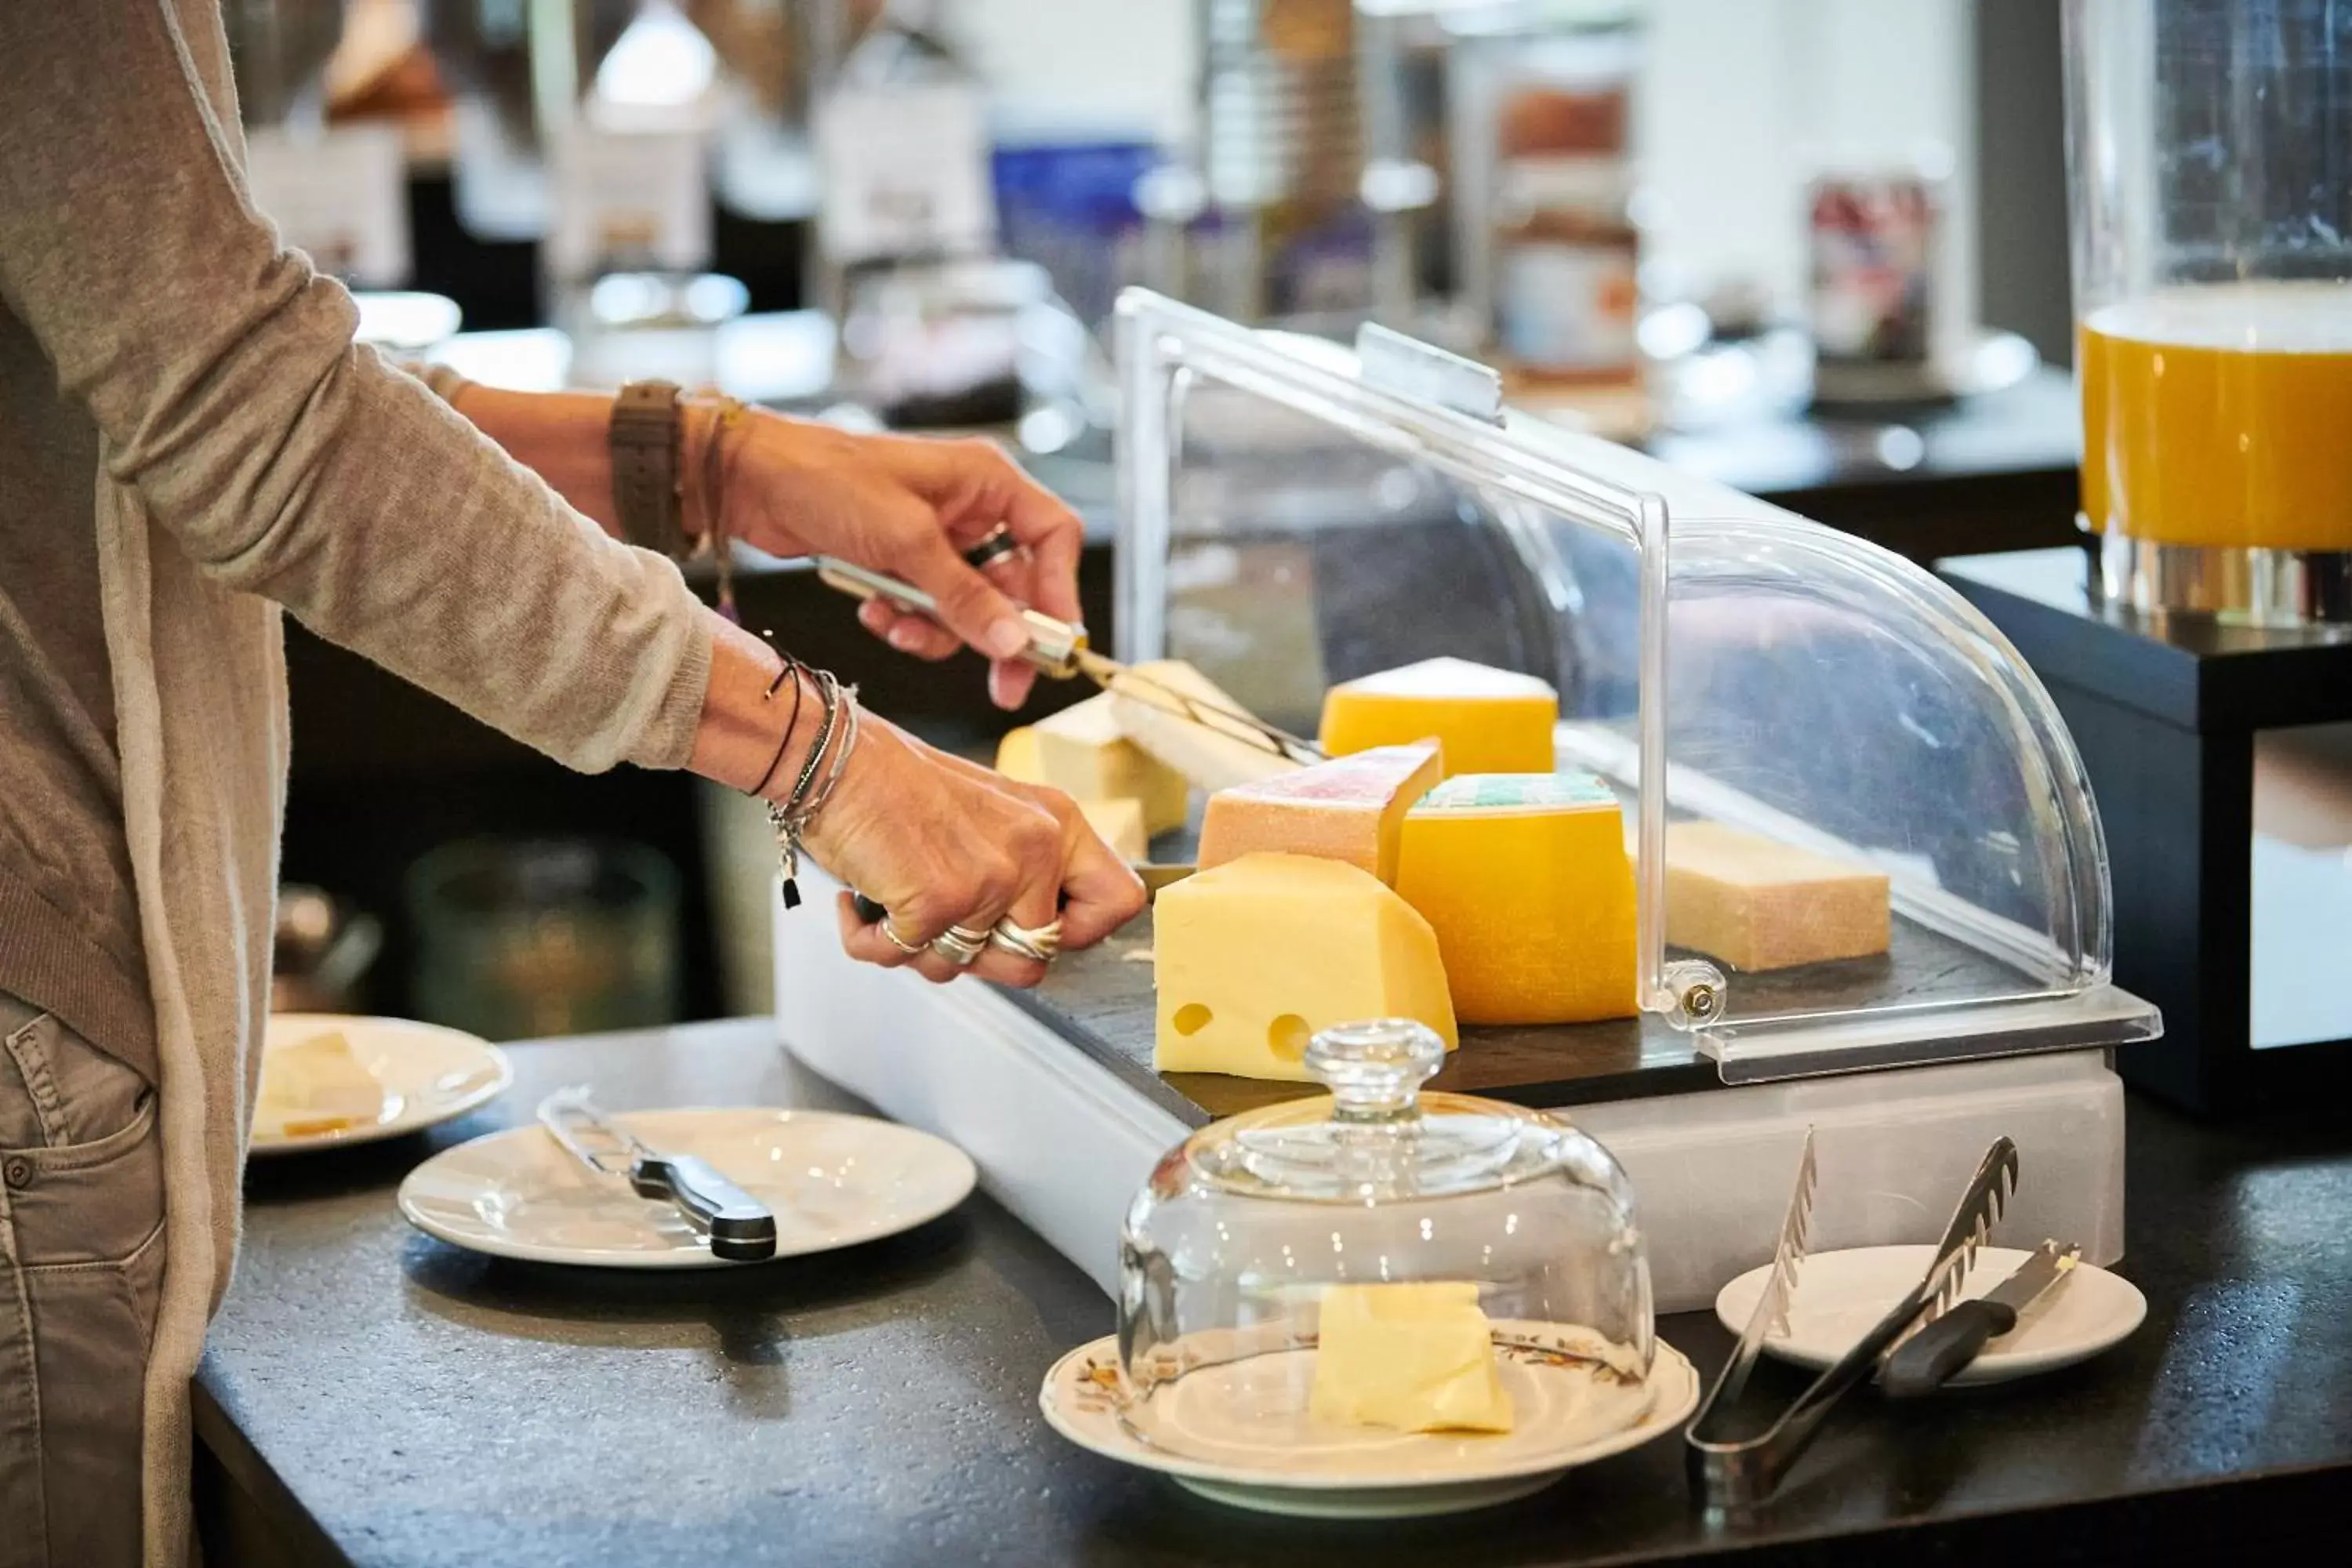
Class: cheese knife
536,1088,779,1261
1880,1239,2078,1397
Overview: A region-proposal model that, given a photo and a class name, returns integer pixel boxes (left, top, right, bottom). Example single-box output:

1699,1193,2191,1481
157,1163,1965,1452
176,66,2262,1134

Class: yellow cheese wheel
1319,658,1557,777
1395,772,1636,1025
1154,853,1457,1081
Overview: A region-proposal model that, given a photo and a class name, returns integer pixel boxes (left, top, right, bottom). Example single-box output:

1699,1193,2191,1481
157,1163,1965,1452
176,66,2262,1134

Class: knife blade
537,1088,779,1261
1881,1239,2079,1398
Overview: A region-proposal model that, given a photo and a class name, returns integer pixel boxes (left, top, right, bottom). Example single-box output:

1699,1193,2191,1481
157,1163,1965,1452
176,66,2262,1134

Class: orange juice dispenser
2067,0,2352,623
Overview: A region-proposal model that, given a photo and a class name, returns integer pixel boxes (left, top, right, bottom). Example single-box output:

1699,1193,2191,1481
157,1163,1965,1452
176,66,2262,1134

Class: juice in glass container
2078,281,2352,553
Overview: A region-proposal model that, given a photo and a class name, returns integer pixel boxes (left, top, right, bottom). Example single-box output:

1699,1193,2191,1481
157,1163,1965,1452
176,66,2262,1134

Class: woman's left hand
720,414,1085,710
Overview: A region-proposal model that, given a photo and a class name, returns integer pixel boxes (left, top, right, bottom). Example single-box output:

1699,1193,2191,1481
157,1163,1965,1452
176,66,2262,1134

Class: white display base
772,875,2125,1313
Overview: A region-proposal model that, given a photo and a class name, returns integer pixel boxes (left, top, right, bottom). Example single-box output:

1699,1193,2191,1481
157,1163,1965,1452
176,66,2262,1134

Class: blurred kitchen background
243,0,2079,1040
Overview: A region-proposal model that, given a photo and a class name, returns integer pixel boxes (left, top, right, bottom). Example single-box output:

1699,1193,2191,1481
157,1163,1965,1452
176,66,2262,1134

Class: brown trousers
0,993,164,1568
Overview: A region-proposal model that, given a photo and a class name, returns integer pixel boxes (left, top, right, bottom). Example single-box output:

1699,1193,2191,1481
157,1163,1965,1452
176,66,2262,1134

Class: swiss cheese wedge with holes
1153,853,1457,1082
1395,772,1637,1025
1196,742,1443,884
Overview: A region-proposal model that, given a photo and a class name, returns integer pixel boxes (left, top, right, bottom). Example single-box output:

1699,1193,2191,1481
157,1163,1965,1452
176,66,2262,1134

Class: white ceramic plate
249,1014,512,1156
1715,1245,2147,1387
397,1106,978,1268
1040,1328,1699,1518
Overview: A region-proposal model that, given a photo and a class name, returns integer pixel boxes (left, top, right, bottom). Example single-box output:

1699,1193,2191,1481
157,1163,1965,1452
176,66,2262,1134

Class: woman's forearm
445,384,722,543
692,615,820,797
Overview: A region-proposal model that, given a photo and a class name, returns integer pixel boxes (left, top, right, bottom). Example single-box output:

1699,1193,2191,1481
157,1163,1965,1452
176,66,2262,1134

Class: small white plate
1715,1245,2147,1388
1040,1328,1700,1518
249,1014,512,1156
397,1106,978,1268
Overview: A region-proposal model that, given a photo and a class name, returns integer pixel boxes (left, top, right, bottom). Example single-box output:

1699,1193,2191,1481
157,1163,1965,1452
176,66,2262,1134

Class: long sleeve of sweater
0,1,709,774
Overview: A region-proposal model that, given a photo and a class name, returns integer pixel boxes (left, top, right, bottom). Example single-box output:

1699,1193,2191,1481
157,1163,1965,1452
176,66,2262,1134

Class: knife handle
1881,1298,2017,1399
630,1153,779,1261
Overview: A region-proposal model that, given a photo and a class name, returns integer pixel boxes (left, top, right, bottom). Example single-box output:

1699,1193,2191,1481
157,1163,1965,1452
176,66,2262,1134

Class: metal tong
811,556,1324,765
537,1088,779,1262
1685,1130,2020,1509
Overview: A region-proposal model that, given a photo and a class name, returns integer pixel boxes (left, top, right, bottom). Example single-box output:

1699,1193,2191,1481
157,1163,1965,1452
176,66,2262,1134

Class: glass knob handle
1305,1018,1446,1123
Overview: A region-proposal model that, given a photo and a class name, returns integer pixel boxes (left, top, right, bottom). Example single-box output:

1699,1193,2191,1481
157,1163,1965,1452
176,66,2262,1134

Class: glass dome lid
1112,289,2161,1084
1116,1020,1655,1472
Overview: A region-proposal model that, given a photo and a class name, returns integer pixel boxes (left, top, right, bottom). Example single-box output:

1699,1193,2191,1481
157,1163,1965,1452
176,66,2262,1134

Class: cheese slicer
810,557,1323,765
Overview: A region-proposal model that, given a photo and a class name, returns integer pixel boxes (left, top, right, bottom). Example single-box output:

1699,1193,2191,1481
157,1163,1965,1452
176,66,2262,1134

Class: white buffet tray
771,871,2124,1312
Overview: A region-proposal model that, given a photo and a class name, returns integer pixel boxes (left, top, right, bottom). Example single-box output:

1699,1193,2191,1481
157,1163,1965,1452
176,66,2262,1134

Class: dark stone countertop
201,1019,2352,1566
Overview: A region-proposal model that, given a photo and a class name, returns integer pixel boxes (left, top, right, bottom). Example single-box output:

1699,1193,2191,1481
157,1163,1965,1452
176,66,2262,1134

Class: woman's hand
802,714,1145,986
721,416,1084,710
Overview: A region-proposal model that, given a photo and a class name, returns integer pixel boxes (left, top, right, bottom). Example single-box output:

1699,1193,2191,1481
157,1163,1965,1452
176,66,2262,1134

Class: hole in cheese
1173,1003,1214,1036
1268,1014,1312,1060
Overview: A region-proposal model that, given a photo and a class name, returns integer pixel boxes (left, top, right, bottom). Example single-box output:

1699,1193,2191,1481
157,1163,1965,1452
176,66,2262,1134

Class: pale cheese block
1664,820,1890,971
1077,797,1149,862
1153,853,1457,1081
1319,657,1557,777
1310,1282,1515,1434
1011,694,1188,836
1196,742,1443,885
256,1029,387,1136
1396,772,1637,1025
1109,660,1303,794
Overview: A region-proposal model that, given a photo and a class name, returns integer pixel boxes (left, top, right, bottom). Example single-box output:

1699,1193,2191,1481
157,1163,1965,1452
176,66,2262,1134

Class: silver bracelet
767,674,861,909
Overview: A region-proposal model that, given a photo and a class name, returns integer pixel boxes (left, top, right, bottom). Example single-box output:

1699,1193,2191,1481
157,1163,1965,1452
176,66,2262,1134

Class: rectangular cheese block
1310,1282,1515,1434
1319,657,1557,777
1396,772,1637,1025
1077,797,1149,862
1110,659,1303,794
1196,742,1443,885
256,1029,386,1136
1664,820,1891,971
1010,694,1189,836
1154,852,1457,1081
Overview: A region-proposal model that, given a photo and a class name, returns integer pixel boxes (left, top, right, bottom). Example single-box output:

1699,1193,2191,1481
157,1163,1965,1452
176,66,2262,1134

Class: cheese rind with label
1110,660,1303,793
1196,742,1443,884
1319,657,1557,776
1154,853,1457,1081
1664,821,1890,971
1396,772,1637,1025
1310,1282,1515,1434
1005,694,1189,836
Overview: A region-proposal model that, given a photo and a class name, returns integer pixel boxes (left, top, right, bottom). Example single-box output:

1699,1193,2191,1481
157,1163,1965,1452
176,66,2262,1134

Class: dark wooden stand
1942,548,2352,1114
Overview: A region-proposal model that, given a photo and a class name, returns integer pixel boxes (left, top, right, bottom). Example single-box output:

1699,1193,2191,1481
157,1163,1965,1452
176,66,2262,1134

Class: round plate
1715,1245,2147,1387
397,1107,977,1268
249,1014,512,1156
1040,1330,1699,1519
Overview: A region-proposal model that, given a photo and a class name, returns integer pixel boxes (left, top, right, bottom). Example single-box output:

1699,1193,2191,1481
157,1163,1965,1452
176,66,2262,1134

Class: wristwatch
610,379,685,557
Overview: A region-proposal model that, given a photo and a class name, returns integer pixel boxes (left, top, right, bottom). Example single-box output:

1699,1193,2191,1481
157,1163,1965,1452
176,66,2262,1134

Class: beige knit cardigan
0,6,715,1561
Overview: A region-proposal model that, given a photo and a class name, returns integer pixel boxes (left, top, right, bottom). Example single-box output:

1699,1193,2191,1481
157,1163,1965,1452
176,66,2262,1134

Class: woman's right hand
800,713,1144,986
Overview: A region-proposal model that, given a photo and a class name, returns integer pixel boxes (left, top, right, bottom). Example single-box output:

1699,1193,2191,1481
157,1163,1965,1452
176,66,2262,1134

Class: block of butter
1319,657,1557,777
1196,742,1443,885
1664,820,1891,971
1397,772,1636,1025
1154,853,1457,1081
257,1029,387,1136
1310,1282,1515,1434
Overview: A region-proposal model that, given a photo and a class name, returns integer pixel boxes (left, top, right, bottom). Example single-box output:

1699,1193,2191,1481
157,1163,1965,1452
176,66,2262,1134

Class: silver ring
989,916,1064,964
880,917,924,955
931,925,990,966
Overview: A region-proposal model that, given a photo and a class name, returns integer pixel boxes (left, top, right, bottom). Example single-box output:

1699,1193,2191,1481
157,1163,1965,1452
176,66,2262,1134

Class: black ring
963,528,1020,571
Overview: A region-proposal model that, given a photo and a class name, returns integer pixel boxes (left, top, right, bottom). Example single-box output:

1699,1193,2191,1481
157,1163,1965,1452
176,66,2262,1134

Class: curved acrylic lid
1112,289,2161,1085
1186,1021,1589,1205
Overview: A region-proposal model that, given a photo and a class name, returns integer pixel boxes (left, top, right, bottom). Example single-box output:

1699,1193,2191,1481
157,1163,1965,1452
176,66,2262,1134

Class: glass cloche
1115,1018,1654,1472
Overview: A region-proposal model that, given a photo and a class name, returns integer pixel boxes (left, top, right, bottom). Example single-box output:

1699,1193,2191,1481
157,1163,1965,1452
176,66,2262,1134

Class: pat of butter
1309,1282,1515,1434
258,1029,386,1134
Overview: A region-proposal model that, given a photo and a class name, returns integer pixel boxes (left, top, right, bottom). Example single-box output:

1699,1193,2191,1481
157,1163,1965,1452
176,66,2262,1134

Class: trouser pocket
0,997,165,1568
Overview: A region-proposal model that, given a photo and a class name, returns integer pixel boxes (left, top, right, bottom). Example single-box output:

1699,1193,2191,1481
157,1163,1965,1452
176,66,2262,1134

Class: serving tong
811,557,1325,764
1684,1130,2020,1509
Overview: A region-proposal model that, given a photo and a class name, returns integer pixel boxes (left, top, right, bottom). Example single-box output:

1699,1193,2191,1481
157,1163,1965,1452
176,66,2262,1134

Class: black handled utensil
538,1087,779,1262
1880,1239,2079,1398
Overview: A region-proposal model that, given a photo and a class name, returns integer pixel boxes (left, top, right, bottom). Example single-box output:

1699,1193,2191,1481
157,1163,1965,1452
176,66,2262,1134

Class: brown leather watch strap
610,379,685,557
